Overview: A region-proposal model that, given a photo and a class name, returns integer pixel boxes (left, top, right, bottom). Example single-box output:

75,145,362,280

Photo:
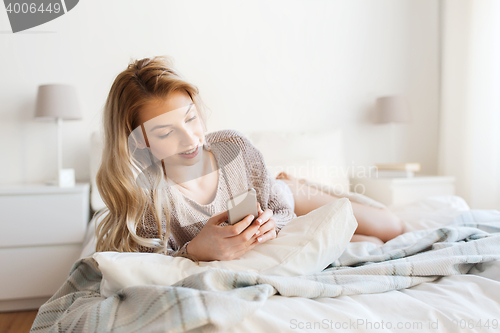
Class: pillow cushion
94,198,357,298
389,195,470,232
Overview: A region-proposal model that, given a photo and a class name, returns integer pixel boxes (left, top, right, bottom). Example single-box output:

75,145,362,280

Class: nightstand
350,176,456,207
0,183,90,311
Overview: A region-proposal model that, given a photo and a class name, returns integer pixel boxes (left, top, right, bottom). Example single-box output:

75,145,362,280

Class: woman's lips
178,144,199,158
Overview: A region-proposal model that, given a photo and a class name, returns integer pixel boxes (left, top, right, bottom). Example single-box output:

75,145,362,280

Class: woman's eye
158,116,197,138
159,132,172,139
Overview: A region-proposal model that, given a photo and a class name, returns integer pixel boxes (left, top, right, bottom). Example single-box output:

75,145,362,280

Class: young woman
94,56,404,263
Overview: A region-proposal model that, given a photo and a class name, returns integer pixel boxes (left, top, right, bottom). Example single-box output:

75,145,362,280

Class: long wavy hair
94,55,208,257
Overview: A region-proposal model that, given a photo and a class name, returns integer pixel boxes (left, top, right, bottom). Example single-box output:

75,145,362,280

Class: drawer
350,176,456,206
392,182,456,205
0,244,82,300
0,192,88,248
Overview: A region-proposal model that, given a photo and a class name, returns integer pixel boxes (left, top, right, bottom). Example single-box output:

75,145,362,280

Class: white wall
439,0,500,209
0,0,440,185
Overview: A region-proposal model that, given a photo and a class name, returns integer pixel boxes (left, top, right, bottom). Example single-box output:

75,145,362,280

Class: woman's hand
252,202,277,244
186,210,262,261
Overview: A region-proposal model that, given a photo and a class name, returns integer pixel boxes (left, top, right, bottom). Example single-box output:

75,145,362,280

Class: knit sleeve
266,176,298,234
136,233,189,257
162,239,190,257
228,130,297,234
136,209,191,258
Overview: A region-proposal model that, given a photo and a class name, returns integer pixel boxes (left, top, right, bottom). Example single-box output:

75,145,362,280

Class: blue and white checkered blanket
30,210,500,332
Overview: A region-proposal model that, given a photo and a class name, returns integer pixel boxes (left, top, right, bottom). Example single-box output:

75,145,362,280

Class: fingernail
257,237,263,242
256,218,262,225
255,230,260,236
250,215,255,220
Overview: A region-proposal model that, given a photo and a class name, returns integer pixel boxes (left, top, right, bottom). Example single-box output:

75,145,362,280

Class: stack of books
372,163,421,178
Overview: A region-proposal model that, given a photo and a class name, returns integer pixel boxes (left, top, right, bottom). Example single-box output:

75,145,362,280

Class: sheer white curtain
439,0,500,210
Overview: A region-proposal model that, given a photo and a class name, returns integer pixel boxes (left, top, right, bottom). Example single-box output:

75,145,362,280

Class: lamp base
58,168,75,187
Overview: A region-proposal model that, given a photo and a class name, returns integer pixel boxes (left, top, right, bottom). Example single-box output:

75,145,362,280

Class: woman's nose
178,127,198,147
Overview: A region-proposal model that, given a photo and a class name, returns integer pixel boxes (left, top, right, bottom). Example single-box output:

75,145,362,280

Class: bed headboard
89,129,349,212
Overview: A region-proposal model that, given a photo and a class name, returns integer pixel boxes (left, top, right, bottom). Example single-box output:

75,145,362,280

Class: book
374,163,421,172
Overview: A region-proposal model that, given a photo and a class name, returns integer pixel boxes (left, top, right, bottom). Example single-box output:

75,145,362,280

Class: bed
30,129,500,332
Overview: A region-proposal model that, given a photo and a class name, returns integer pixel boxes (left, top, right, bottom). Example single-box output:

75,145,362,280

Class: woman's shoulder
206,129,265,167
205,129,256,153
205,129,264,167
205,129,250,145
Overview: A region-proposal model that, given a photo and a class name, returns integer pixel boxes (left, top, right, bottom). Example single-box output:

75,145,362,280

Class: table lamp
35,84,82,187
374,95,412,164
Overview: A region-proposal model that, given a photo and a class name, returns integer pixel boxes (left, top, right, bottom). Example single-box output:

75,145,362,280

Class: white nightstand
350,176,456,207
0,183,90,311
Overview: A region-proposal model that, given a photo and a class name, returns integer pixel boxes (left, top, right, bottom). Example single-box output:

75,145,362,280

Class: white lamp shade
35,84,82,120
374,95,411,124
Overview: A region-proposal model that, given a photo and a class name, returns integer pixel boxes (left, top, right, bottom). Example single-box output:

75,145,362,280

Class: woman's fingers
221,214,253,236
212,202,276,260
229,220,277,259
255,218,276,235
208,210,229,225
225,215,260,242
256,208,273,226
255,226,277,243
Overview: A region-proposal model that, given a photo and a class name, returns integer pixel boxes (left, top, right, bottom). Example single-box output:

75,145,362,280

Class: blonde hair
94,55,207,259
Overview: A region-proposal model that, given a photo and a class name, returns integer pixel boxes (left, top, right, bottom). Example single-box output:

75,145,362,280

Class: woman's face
137,90,205,168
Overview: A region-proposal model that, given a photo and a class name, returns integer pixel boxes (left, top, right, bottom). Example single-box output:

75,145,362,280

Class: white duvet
81,195,500,333
235,264,500,333
222,196,500,333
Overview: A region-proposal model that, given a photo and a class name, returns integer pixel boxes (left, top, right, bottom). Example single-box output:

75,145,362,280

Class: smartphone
227,188,259,225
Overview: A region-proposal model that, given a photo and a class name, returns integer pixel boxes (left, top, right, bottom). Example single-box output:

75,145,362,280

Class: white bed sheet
81,195,500,333
223,262,500,333
216,195,500,333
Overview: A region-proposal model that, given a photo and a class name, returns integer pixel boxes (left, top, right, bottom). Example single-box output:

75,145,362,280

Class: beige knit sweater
136,129,297,257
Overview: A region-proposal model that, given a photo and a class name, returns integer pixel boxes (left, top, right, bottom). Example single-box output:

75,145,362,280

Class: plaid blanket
30,210,500,333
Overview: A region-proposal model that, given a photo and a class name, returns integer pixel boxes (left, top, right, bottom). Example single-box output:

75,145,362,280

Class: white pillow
389,195,470,232
94,198,357,298
243,129,350,193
